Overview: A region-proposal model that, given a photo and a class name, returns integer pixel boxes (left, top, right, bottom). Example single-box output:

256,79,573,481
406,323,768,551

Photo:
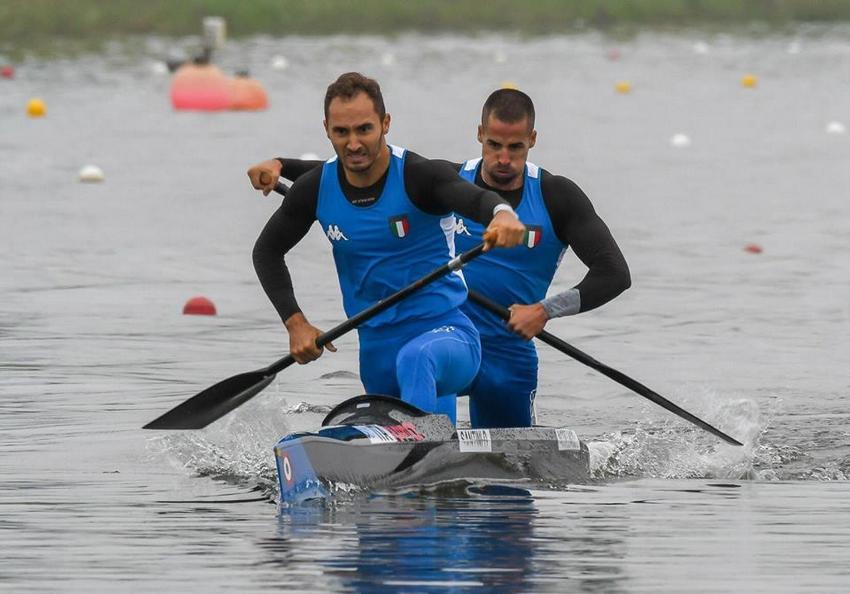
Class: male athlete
250,88,630,428
250,73,526,424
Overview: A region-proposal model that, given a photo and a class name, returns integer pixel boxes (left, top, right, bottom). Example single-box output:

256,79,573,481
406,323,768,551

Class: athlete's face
478,115,536,190
324,92,390,174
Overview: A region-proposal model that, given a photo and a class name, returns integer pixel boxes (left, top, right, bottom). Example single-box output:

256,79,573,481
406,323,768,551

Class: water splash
588,388,782,480
283,401,332,415
147,387,297,497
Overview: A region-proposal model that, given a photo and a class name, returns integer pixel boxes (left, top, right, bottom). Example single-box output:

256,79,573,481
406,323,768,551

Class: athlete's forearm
405,154,508,222
541,172,630,313
541,288,581,318
435,176,507,224
572,249,631,312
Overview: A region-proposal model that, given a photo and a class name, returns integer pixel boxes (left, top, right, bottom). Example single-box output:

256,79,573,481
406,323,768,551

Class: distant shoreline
2,0,848,57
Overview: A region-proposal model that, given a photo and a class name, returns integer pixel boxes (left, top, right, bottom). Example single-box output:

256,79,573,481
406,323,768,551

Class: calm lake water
2,30,849,592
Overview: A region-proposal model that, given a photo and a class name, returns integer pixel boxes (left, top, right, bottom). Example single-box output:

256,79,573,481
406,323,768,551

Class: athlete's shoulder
540,170,592,204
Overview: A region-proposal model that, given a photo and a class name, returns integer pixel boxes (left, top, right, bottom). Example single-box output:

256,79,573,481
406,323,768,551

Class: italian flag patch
524,225,542,248
389,215,410,238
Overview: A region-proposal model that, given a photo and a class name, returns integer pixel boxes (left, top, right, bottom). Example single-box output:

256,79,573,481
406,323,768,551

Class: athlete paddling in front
251,88,631,429
251,73,526,424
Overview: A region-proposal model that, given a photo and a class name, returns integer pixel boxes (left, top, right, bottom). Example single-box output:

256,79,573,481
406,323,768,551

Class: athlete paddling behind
251,73,526,424
250,88,630,429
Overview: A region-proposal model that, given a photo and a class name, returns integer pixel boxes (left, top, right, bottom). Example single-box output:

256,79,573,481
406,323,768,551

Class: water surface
1,30,849,592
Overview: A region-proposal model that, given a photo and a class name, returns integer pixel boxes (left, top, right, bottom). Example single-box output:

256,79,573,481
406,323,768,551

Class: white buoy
826,121,846,135
271,55,289,70
787,40,802,55
79,165,105,182
693,41,710,55
670,133,691,148
494,50,507,64
381,52,395,67
150,61,168,75
299,152,320,161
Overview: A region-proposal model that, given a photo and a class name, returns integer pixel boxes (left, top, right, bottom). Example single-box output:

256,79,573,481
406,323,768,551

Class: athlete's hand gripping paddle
467,290,743,446
144,181,485,430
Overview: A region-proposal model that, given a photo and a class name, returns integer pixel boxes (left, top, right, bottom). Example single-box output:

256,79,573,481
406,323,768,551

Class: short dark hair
324,72,386,120
481,88,535,130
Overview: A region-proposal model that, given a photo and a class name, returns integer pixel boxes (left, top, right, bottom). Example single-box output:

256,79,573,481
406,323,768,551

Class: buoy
500,80,518,90
299,152,320,160
826,121,846,135
381,52,395,67
693,42,710,55
230,72,268,111
1,65,14,79
271,55,289,70
183,296,217,316
670,133,691,148
741,74,758,89
26,98,46,117
787,41,802,55
170,63,232,111
744,243,763,254
606,48,621,61
494,50,507,64
150,61,168,75
78,165,105,183
615,81,632,94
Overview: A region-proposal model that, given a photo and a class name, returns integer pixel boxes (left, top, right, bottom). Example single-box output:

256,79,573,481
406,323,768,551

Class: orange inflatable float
230,71,269,111
170,62,232,111
170,64,268,111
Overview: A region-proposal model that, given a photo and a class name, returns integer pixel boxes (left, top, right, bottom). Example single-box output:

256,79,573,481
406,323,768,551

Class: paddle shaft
262,242,484,376
263,178,485,374
142,173,485,429
467,290,743,446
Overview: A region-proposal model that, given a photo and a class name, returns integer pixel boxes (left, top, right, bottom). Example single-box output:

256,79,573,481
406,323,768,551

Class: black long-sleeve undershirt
275,157,630,315
253,151,508,322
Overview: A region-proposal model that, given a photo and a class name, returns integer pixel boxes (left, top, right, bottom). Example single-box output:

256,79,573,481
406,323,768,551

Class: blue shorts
357,309,481,425
466,337,538,429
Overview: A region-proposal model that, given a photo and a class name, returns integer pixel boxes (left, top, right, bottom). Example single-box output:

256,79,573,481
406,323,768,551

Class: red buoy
744,243,763,254
1,65,14,79
183,296,217,315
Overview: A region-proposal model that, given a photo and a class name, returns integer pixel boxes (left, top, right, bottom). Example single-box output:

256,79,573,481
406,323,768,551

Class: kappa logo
454,218,472,236
326,224,348,241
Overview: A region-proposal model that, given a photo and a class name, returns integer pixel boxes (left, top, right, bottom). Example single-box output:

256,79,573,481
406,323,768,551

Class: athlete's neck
480,166,524,192
476,169,524,209
342,143,391,188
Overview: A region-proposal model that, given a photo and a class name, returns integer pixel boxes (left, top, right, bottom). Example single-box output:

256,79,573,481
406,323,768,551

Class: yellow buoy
500,80,518,90
741,74,758,88
27,98,46,117
615,81,632,94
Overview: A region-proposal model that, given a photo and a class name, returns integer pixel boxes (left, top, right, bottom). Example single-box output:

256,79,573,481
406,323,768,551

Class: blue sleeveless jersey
316,145,467,329
455,159,566,339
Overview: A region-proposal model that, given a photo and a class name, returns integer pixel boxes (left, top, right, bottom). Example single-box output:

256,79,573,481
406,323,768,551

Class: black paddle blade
143,372,276,430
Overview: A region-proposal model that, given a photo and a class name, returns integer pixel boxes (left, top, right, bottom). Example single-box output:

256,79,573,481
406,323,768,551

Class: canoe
274,394,590,503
